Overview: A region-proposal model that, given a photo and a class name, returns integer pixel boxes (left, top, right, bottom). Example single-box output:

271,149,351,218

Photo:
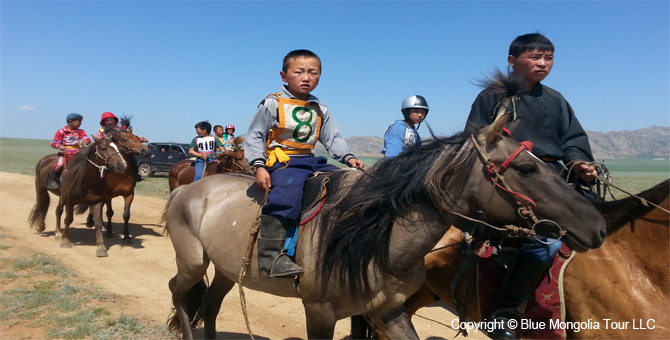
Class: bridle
86,142,125,178
467,134,565,244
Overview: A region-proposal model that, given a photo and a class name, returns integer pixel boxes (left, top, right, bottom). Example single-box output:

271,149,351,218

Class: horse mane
594,179,670,234
317,131,477,298
60,142,100,202
117,115,133,131
475,69,526,96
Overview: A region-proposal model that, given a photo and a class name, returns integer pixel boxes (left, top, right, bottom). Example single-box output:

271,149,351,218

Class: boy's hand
348,158,365,169
255,167,271,191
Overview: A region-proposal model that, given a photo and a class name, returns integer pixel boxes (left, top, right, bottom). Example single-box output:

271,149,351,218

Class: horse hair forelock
317,131,477,299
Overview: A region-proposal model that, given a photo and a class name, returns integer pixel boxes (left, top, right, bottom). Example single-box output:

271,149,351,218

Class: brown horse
167,137,253,192
28,125,149,233
83,124,151,241
564,180,669,339
29,126,148,233
361,179,669,340
54,138,128,257
161,89,607,340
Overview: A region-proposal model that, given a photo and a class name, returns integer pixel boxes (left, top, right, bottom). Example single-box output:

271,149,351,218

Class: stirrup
267,253,304,278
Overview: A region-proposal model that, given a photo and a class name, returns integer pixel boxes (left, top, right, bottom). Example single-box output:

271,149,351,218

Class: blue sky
1,1,668,144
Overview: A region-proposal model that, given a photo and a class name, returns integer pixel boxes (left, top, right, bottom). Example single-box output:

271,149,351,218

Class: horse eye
516,164,537,176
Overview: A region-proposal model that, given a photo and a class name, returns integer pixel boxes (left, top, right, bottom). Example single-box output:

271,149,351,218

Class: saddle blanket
478,243,573,340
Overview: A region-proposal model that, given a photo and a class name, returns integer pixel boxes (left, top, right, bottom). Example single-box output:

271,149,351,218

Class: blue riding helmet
66,113,83,122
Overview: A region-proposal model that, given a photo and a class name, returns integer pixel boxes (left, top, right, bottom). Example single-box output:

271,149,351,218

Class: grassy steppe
2,137,668,199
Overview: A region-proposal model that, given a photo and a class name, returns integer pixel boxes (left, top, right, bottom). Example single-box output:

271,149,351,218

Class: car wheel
138,163,154,178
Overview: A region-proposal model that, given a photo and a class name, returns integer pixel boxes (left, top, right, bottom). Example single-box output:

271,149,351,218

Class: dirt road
0,172,483,340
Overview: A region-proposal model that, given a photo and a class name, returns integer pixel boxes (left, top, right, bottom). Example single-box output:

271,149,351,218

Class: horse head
214,150,254,175
105,117,150,156
461,100,606,253
92,137,128,174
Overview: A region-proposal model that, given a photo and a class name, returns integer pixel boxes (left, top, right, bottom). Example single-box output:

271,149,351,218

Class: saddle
299,172,331,225
451,234,574,340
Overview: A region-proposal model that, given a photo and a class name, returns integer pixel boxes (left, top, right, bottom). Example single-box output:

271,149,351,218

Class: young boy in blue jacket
381,95,428,158
245,49,364,277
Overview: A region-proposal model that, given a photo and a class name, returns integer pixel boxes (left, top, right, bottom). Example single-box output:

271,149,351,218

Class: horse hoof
96,249,108,257
60,242,72,248
36,225,45,232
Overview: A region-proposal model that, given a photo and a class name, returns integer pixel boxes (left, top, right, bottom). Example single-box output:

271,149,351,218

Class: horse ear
484,98,512,144
234,136,244,145
92,136,100,144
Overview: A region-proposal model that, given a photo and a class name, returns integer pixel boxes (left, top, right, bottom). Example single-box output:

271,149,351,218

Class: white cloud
19,105,36,111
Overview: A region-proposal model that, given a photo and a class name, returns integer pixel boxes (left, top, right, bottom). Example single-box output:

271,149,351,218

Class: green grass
2,137,668,199
0,229,176,339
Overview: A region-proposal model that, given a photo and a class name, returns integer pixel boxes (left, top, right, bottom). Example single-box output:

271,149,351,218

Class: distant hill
316,126,670,159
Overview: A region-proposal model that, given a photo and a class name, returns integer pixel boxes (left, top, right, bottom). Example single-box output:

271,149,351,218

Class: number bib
271,94,322,150
196,136,216,154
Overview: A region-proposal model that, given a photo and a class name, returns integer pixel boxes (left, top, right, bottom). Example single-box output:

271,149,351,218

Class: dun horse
54,138,128,257
167,137,253,192
29,124,148,234
361,179,669,340
162,94,607,339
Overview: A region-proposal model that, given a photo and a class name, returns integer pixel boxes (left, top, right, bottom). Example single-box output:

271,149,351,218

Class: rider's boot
47,170,61,190
131,156,144,182
488,256,551,339
257,215,304,278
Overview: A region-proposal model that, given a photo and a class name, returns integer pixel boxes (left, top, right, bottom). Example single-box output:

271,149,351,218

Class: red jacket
52,127,90,153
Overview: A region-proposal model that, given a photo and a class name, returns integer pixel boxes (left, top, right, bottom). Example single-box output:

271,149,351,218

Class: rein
566,161,670,215
469,134,566,243
237,187,270,340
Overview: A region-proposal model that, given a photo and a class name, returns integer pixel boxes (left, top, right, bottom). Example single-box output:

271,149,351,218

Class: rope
566,161,670,214
237,187,270,340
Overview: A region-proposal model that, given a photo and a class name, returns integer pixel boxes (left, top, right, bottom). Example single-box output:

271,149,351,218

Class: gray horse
162,102,606,339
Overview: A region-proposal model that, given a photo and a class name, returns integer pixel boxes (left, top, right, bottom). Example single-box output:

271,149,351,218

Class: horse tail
160,185,187,235
28,192,49,230
28,158,50,230
166,278,207,334
350,315,375,339
74,204,90,215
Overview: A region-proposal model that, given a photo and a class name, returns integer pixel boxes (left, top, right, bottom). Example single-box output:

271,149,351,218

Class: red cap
100,112,118,126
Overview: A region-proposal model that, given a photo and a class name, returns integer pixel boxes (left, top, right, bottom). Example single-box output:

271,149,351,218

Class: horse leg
166,221,211,340
368,307,419,340
304,303,337,339
60,203,75,248
86,211,94,228
202,269,235,339
54,198,64,240
121,195,134,243
90,202,108,257
104,200,114,237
